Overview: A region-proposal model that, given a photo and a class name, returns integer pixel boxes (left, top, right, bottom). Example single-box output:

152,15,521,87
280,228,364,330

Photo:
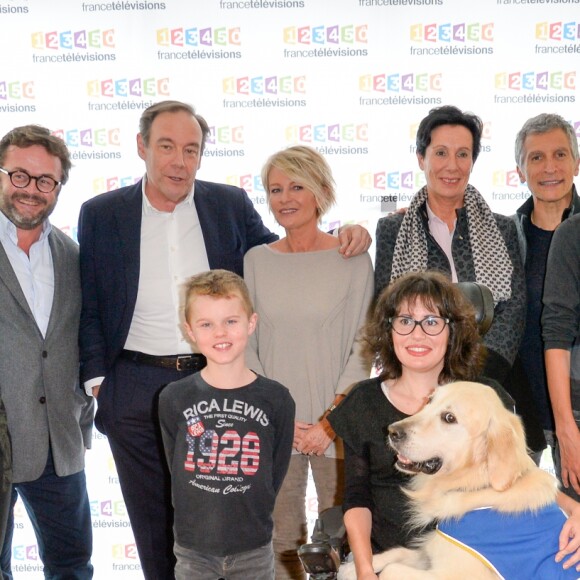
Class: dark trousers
0,449,93,579
96,356,198,580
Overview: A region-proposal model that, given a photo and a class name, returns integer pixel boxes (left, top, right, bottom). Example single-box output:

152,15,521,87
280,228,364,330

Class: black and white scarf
389,184,513,304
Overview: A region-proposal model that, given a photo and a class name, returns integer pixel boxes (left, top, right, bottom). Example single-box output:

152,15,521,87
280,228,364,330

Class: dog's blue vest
437,504,578,579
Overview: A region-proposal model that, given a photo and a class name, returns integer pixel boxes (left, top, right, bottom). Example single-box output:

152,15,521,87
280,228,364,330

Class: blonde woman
244,146,373,579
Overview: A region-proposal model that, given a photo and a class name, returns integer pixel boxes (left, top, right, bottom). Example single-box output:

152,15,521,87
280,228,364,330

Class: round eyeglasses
0,167,61,194
389,316,450,336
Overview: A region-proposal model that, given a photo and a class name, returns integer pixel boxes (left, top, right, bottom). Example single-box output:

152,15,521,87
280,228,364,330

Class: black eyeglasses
0,167,61,194
389,316,450,336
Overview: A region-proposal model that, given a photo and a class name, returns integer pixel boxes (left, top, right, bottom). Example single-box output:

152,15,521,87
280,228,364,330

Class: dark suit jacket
0,228,93,482
77,179,277,384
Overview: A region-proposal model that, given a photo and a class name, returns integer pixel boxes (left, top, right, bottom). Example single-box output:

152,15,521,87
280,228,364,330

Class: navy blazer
77,179,277,383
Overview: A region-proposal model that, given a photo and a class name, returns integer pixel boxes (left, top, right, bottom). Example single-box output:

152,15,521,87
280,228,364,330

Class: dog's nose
388,426,405,443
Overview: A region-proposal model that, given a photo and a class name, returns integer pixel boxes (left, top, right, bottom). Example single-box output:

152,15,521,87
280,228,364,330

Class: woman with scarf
374,105,525,386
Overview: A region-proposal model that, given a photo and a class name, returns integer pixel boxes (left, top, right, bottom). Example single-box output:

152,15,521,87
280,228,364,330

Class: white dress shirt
84,178,210,396
124,177,210,355
0,211,54,337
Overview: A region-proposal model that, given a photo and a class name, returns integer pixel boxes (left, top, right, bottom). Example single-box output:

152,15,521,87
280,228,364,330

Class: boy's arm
272,391,296,494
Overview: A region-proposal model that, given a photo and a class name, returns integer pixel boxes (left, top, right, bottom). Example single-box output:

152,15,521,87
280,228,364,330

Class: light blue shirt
0,211,54,337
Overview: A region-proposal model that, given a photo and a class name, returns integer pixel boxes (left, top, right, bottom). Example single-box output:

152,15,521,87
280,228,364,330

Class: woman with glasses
327,271,514,580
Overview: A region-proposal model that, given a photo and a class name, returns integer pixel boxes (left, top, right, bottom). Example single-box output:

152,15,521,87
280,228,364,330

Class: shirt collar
141,174,195,215
0,209,52,246
426,200,456,231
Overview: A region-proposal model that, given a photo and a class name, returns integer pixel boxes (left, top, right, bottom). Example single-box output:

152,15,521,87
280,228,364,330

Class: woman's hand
294,419,335,456
557,499,580,570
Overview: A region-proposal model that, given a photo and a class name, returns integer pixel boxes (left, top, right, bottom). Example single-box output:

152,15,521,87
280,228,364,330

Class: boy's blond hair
184,269,254,320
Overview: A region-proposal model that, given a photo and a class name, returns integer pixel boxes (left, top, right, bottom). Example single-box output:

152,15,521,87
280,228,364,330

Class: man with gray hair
512,113,580,495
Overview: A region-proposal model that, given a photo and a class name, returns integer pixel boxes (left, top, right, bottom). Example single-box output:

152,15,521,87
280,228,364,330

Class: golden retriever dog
338,381,575,580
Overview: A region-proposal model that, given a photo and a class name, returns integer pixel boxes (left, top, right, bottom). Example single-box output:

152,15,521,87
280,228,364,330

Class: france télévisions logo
284,23,367,44
53,128,120,148
86,77,168,112
535,21,580,56
0,80,34,100
90,498,128,519
226,174,264,194
156,25,242,60
112,544,138,560
92,176,141,195
409,21,494,56
285,123,368,143
204,125,245,159
491,169,530,204
358,72,442,107
359,72,442,92
222,75,306,109
492,169,520,188
536,21,580,41
285,123,369,155
494,70,576,105
411,22,494,41
358,169,425,209
30,29,116,64
87,78,169,98
207,125,244,146
282,24,368,58
225,174,268,209
360,170,425,192
495,70,576,90
11,543,40,562
223,74,305,95
157,26,240,46
52,128,122,161
0,80,36,113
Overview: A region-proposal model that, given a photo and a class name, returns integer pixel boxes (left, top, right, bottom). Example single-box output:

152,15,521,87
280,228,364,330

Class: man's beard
0,189,57,230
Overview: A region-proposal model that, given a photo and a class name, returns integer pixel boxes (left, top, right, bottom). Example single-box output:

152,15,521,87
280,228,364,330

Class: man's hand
338,224,371,258
558,423,580,495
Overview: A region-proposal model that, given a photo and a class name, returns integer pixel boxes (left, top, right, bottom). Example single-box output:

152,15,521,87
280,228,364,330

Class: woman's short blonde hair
261,145,336,219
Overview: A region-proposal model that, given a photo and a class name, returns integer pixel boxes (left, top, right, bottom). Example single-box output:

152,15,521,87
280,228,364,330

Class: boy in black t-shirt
159,270,295,580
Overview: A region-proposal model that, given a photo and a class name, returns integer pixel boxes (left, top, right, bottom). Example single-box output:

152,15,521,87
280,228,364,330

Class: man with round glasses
0,125,94,577
0,167,61,195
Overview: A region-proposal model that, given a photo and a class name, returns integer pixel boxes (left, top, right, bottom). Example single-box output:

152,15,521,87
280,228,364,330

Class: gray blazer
0,227,93,483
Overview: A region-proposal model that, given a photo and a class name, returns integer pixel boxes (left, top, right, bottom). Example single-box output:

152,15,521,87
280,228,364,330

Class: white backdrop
1,0,579,576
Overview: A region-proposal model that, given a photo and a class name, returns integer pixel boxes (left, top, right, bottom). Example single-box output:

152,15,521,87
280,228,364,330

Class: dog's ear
486,409,530,491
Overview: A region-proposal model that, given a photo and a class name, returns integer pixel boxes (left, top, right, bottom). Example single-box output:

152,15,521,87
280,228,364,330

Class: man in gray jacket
0,125,94,577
